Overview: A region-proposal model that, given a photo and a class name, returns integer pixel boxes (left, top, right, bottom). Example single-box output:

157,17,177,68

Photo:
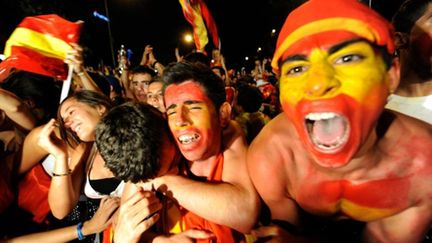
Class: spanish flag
178,0,220,52
0,14,82,80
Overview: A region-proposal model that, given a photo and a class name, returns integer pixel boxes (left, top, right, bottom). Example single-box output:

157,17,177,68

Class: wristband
52,169,72,177
77,222,86,240
152,61,159,68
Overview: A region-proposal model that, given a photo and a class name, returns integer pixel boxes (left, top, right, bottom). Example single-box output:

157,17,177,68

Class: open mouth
305,112,349,153
178,133,200,145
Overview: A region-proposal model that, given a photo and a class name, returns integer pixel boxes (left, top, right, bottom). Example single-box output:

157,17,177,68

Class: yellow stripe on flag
4,27,72,59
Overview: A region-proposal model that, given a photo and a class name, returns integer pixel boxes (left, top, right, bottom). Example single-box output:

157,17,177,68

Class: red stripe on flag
1,46,68,80
18,14,82,43
198,0,220,48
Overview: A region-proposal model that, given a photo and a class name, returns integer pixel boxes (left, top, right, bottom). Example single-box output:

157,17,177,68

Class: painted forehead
165,80,210,103
271,0,394,72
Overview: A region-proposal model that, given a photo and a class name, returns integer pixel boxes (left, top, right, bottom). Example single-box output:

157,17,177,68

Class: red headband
271,0,394,74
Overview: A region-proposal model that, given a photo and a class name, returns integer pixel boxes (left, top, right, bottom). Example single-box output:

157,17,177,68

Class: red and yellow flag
0,14,82,80
178,0,220,52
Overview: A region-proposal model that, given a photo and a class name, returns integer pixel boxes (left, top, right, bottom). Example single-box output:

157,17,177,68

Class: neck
189,153,221,177
395,78,432,97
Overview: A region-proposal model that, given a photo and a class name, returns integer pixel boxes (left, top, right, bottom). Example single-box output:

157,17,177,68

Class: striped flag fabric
178,0,220,52
0,14,82,80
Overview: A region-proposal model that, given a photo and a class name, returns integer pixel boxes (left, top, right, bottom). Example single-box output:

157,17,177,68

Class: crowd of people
0,0,431,242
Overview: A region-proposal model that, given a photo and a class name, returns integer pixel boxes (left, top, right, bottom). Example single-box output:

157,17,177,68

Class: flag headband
271,0,394,74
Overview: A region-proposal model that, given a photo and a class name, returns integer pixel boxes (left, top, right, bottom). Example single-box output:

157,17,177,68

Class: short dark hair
211,66,226,76
130,65,157,77
237,85,263,113
96,102,170,183
162,61,226,111
392,0,431,33
183,52,211,66
1,70,61,125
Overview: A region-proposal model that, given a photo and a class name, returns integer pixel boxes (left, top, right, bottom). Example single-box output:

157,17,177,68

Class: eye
166,110,176,116
334,54,364,64
286,65,308,76
189,105,202,110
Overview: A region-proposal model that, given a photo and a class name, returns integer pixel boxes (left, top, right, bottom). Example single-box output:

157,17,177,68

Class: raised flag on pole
0,14,82,81
178,0,220,52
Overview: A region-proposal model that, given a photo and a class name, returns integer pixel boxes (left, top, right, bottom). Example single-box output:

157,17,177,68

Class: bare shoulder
222,120,248,162
385,111,432,143
247,114,295,184
249,113,296,159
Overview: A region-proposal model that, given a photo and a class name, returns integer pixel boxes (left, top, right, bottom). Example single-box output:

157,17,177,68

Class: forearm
0,89,36,130
8,220,100,243
48,155,80,219
154,175,259,232
119,70,134,99
76,71,103,94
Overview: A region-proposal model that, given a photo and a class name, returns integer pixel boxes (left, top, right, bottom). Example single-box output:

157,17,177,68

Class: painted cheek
336,61,388,104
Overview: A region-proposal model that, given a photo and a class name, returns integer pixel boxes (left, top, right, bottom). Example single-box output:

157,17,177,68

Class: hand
84,196,120,234
114,190,162,243
144,45,153,56
37,119,67,159
153,229,215,243
175,48,183,62
65,43,85,73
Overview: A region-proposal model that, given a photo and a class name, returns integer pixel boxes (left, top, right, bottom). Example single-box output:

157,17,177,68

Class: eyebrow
166,100,203,110
281,38,366,65
328,38,364,55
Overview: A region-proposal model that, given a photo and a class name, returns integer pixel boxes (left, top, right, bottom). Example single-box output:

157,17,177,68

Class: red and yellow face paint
164,81,222,162
271,0,395,167
279,39,391,167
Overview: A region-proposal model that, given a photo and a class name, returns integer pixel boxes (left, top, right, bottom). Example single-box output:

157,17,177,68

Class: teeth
305,112,336,121
178,134,199,144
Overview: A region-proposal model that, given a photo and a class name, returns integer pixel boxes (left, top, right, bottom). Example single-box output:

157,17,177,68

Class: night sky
0,0,405,71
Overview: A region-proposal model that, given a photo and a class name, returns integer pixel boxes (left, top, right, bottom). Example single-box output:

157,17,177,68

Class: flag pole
60,65,74,103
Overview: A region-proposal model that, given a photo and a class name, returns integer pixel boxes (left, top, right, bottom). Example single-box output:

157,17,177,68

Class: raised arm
0,88,36,131
64,43,103,94
36,119,87,219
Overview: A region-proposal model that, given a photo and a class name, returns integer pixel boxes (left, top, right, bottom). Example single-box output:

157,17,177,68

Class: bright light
184,33,193,43
245,56,249,61
271,29,276,34
257,47,262,52
0,54,4,61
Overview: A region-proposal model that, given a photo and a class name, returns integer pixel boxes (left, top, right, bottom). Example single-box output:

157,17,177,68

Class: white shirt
385,94,432,124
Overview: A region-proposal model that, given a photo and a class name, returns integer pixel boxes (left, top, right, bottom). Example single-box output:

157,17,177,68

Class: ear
394,32,409,50
387,57,401,93
23,99,36,109
96,105,107,116
219,102,232,128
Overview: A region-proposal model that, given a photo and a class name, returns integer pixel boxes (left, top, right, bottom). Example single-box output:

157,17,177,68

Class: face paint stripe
272,18,383,71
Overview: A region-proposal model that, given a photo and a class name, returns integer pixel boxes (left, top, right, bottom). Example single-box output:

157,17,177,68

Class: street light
184,33,193,43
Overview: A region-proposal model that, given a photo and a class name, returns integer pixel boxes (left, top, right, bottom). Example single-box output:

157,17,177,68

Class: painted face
164,81,222,162
279,39,391,167
131,73,152,102
60,98,104,142
147,81,166,113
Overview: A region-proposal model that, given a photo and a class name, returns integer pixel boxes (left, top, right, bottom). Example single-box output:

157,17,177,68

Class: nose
174,107,190,127
305,64,340,98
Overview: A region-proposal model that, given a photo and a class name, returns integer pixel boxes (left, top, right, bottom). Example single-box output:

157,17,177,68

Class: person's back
385,0,432,124
234,84,270,144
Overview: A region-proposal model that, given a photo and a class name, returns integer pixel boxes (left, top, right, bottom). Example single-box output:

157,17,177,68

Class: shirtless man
248,0,432,242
